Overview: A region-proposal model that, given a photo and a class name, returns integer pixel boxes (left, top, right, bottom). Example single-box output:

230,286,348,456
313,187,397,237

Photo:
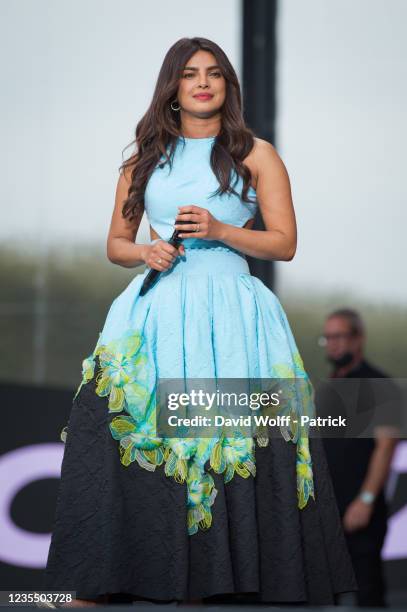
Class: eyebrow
183,65,221,71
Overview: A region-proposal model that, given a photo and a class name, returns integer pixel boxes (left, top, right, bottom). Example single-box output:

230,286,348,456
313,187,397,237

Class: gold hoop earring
170,99,181,111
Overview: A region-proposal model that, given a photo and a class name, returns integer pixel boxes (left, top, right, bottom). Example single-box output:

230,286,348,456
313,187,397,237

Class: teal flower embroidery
73,354,97,401
95,332,149,413
255,351,316,509
64,329,317,535
296,436,315,508
73,330,151,417
109,413,164,470
163,438,199,483
210,433,256,482
186,463,217,536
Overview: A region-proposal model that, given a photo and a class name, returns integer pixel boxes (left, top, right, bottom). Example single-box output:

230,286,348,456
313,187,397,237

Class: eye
183,72,194,78
210,72,222,78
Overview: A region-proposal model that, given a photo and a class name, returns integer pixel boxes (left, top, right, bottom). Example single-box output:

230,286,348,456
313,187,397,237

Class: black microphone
139,219,190,296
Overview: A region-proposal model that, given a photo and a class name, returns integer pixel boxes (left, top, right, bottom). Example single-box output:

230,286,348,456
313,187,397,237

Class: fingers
151,250,175,271
176,224,203,234
148,241,181,271
175,212,200,222
158,241,179,258
177,205,200,214
175,209,210,236
176,222,207,237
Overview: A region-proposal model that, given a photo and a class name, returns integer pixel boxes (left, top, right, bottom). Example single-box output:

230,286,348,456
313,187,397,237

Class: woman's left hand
175,205,225,241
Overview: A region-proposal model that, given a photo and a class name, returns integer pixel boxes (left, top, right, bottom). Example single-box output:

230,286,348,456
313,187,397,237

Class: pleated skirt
43,245,358,604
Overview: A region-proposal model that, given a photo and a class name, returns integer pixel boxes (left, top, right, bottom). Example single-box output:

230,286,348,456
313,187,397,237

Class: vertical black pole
242,0,278,290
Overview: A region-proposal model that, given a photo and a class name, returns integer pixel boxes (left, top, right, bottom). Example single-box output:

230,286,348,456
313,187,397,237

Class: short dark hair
326,308,365,336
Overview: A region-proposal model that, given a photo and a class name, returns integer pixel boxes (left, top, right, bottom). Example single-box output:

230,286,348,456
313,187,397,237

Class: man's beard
326,351,354,368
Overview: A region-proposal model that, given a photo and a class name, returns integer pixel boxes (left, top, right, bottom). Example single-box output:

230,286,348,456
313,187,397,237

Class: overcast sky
1,0,406,304
276,0,407,305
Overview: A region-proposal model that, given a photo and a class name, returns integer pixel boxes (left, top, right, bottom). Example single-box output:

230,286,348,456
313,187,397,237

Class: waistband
182,238,240,252
152,237,242,252
160,241,250,277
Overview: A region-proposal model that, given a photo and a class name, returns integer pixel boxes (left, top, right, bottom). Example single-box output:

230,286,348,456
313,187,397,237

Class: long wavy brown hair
119,36,257,223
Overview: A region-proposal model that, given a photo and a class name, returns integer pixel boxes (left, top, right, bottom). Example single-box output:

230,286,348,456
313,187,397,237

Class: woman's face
176,50,226,117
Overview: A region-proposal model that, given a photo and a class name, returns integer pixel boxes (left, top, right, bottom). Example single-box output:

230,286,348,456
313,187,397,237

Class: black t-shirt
315,358,402,553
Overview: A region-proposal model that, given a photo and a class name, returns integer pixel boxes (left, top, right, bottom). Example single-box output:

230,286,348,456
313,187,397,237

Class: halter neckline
178,135,216,142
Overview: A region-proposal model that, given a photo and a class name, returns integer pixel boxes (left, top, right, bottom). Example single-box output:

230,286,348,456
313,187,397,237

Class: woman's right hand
143,239,185,272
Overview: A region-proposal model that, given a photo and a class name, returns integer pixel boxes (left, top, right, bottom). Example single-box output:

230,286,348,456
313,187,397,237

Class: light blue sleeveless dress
73,134,314,530
45,135,358,604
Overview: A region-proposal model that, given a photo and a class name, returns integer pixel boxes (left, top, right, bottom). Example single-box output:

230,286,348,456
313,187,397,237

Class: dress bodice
144,136,258,245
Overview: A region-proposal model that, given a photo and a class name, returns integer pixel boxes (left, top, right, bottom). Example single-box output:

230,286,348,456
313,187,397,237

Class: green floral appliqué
63,331,316,535
73,330,151,418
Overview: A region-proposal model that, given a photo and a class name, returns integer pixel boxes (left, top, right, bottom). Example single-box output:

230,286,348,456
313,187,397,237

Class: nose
198,75,209,88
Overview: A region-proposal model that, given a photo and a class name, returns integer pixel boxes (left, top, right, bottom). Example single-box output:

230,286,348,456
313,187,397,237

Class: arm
218,139,297,261
343,432,399,532
107,167,185,270
358,431,399,498
106,167,148,268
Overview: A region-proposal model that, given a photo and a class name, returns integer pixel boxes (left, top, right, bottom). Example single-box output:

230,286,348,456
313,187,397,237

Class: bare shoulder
252,137,284,165
244,138,287,190
254,138,289,180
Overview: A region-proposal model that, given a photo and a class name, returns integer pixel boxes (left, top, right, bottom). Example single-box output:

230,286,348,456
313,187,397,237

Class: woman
43,37,358,606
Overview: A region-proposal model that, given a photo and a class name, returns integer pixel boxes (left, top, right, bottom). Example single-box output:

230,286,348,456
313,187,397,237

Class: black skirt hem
44,380,358,606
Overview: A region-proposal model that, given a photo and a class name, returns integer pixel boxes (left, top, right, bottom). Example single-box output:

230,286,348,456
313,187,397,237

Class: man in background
315,308,401,607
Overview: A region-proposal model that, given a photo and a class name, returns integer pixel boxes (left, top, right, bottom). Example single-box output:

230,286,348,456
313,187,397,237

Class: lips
193,94,213,100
